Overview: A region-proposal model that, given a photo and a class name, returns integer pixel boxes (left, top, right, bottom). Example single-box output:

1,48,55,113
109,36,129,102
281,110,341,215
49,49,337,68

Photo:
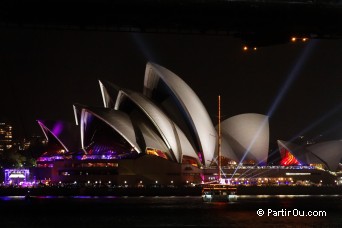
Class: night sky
1,28,342,150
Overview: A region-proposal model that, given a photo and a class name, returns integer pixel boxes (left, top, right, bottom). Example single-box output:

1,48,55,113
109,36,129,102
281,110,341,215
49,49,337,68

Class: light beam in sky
231,40,318,178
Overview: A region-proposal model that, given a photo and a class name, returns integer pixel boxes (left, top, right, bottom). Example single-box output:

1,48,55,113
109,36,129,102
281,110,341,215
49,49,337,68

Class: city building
0,122,13,152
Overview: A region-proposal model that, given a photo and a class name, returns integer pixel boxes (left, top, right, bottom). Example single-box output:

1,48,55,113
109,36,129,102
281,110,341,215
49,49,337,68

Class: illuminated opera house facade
35,62,342,187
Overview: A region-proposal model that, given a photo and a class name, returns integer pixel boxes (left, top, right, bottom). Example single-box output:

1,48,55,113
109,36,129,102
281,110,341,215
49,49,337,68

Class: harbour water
1,195,341,227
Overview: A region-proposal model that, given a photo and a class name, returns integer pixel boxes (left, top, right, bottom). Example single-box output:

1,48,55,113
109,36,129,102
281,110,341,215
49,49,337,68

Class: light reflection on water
1,194,341,203
238,194,342,199
0,196,25,200
0,195,341,227
1,194,341,201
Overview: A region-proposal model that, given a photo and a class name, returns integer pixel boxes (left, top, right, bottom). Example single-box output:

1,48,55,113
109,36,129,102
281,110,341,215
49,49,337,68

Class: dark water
1,195,341,227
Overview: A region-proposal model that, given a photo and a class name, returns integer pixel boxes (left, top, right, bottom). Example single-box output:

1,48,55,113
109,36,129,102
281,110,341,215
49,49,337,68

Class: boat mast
218,95,221,182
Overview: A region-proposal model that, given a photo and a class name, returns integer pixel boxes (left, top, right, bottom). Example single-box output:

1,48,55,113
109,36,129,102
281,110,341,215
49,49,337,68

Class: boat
201,183,237,202
201,96,237,202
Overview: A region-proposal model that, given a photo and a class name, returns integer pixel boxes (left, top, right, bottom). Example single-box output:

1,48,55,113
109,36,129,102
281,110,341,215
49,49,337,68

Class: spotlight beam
231,40,317,178
267,102,342,161
131,33,156,62
267,40,318,117
230,118,268,178
288,102,342,143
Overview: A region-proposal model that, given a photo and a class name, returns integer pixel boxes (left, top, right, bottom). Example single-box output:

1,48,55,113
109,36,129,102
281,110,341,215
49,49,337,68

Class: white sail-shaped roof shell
308,140,342,171
80,107,141,154
133,117,169,155
277,140,324,166
99,80,119,109
143,62,216,166
99,81,171,158
220,113,269,164
220,137,240,163
73,103,88,126
115,89,199,164
37,120,70,153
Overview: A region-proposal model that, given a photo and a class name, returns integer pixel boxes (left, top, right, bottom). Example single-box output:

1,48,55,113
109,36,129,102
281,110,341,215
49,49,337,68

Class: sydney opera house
33,62,342,187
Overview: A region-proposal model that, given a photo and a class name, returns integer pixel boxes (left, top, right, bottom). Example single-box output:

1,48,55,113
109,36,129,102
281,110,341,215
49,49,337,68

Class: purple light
197,152,203,163
42,156,63,161
200,173,204,182
0,196,25,201
4,169,30,184
52,121,64,137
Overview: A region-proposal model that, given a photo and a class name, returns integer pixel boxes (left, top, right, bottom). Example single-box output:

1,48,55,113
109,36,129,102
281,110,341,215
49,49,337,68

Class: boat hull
201,184,237,202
